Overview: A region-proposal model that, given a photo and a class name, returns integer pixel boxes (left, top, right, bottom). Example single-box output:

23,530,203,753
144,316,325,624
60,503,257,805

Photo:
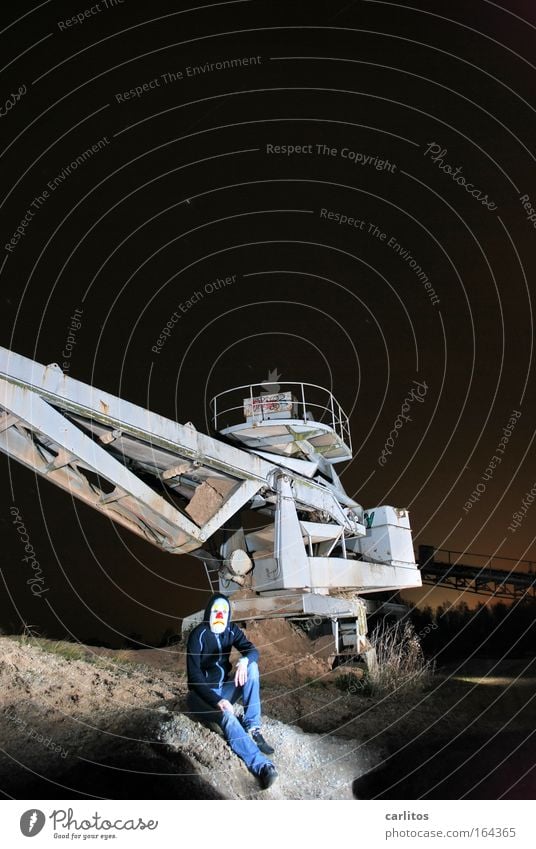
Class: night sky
1,0,535,646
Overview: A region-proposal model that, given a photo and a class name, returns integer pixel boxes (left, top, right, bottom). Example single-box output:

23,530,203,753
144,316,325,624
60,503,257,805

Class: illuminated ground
0,634,534,799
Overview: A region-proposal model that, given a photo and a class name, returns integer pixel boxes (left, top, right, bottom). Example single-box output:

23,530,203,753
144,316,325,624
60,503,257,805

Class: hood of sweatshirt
203,592,231,633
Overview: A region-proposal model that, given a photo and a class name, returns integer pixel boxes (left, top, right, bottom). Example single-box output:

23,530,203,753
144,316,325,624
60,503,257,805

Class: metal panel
0,346,420,613
0,377,202,552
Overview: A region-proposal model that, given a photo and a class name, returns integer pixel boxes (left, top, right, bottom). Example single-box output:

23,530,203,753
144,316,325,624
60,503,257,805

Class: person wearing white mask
186,592,277,789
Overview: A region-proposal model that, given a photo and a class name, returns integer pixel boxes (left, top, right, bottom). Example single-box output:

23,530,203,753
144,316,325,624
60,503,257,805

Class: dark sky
1,0,535,646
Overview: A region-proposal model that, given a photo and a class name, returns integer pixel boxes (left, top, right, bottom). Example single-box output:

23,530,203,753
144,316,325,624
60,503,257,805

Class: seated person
186,592,277,790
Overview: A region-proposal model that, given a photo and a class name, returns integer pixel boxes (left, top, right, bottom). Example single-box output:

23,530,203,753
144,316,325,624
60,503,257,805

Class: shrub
335,671,374,697
366,619,435,697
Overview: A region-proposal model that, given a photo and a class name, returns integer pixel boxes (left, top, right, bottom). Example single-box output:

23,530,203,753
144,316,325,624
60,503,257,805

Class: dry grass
367,619,435,697
6,633,139,671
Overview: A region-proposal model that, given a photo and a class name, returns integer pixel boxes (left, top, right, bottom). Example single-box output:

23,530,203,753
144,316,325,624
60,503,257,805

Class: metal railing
419,546,536,574
418,545,536,598
210,382,352,452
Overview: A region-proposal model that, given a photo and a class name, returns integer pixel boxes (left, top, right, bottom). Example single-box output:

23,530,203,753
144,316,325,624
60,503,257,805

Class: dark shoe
258,763,278,790
251,729,275,755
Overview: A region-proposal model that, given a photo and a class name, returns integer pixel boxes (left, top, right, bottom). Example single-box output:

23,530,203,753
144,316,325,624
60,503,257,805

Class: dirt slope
4,631,534,800
89,618,336,686
0,635,372,800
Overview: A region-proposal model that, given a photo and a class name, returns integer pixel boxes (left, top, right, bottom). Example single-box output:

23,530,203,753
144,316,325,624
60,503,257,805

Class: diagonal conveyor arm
0,347,363,551
0,377,204,552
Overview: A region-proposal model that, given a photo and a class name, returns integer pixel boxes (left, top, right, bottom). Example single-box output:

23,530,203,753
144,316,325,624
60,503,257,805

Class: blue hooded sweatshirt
186,592,260,708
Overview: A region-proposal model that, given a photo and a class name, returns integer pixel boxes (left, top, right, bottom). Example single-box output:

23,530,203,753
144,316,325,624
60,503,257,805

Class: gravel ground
3,634,532,799
0,635,374,800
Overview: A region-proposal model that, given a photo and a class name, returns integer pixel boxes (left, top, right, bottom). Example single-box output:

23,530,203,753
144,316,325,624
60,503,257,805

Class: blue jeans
187,661,272,776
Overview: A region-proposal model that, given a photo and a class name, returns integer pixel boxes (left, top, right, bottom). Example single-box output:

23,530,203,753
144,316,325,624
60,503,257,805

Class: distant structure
418,546,536,599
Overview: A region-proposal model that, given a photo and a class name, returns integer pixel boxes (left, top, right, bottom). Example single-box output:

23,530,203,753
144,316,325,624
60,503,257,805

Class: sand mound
242,618,333,685
0,635,369,800
88,618,336,687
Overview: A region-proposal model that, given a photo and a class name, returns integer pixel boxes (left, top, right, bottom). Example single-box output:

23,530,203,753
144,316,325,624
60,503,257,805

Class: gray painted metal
0,346,421,643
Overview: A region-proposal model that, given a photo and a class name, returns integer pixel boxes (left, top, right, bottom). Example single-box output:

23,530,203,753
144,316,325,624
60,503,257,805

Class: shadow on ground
0,734,223,800
354,730,536,799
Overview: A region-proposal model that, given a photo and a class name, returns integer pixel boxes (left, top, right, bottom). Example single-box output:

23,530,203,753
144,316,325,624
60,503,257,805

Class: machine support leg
363,647,378,674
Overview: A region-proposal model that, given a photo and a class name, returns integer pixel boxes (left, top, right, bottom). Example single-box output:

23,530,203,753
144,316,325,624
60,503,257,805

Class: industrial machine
0,347,422,662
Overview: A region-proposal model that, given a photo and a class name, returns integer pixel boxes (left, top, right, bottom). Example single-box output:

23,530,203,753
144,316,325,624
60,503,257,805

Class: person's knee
248,660,259,679
220,709,238,728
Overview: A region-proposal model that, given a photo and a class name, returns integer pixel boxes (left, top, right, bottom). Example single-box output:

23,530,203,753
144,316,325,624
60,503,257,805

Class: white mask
209,598,230,634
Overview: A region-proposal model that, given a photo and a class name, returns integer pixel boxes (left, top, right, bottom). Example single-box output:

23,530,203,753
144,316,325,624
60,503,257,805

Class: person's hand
217,699,234,713
234,658,248,687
